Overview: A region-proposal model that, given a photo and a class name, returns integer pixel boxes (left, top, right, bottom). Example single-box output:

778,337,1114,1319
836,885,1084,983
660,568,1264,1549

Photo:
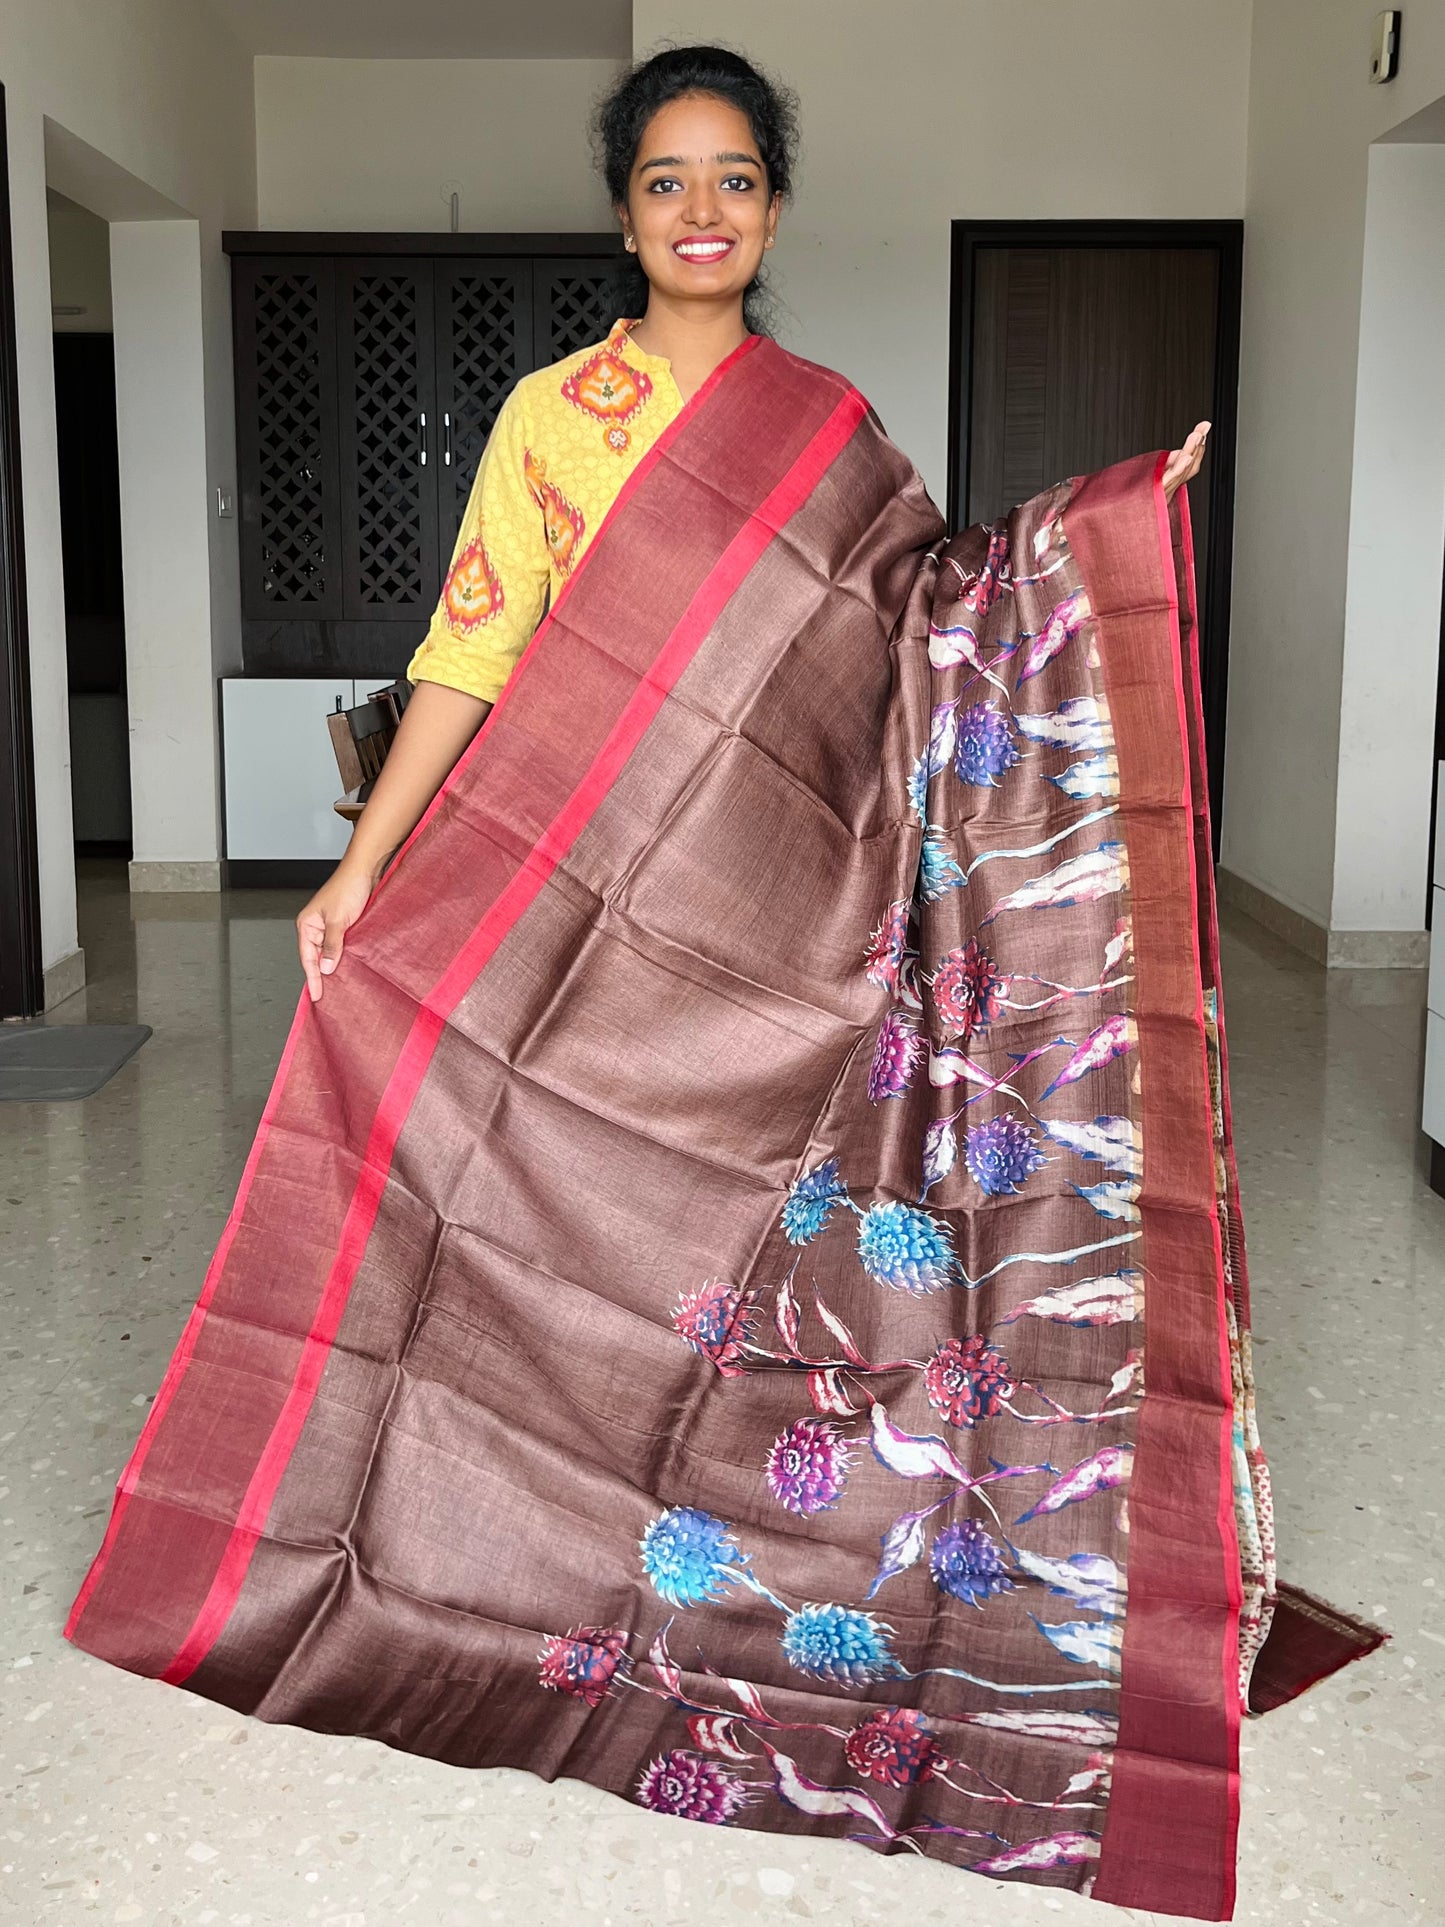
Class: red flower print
924,1335,1015,1427
929,938,1008,1040
844,1707,942,1787
537,1625,629,1706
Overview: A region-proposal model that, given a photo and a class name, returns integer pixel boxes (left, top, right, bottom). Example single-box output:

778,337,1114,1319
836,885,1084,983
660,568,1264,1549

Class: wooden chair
328,681,409,821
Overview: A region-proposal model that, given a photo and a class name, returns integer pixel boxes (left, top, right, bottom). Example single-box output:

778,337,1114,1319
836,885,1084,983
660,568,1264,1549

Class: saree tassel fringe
64,335,1383,1919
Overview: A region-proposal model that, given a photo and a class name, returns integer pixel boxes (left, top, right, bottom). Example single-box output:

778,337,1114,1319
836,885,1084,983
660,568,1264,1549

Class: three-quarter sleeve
406,383,549,704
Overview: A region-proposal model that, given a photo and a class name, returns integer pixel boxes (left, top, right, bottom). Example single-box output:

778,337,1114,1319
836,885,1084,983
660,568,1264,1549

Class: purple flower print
964,1114,1046,1196
953,702,1020,787
766,1417,855,1515
929,1519,1015,1607
844,1706,943,1788
537,1625,629,1707
929,938,1009,1041
923,1335,1015,1428
635,1749,752,1823
868,1008,925,1101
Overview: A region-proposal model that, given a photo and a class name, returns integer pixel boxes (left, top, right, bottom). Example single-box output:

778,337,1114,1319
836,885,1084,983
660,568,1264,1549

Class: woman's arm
295,679,491,1003
297,378,550,1002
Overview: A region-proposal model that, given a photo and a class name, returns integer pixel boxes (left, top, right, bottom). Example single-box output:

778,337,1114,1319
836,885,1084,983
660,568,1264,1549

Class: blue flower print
640,1507,749,1609
781,1603,902,1686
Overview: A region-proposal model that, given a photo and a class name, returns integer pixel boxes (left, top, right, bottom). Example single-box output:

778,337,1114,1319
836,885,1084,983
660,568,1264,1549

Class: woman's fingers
1162,421,1211,500
295,861,377,1004
320,913,346,978
296,907,326,1003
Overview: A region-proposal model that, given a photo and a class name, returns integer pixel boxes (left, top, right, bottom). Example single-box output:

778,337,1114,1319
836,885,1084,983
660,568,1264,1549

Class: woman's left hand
1162,421,1210,501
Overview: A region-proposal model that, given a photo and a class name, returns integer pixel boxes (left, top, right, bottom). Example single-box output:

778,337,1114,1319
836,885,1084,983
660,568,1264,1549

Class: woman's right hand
292,679,495,1005
296,852,381,1003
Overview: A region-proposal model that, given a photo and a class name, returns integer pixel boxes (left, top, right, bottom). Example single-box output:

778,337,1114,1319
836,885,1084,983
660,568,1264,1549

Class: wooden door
951,223,1241,834
336,259,440,622
232,257,344,621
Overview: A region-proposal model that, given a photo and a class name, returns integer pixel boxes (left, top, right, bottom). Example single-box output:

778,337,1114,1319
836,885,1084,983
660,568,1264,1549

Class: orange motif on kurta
560,346,653,452
523,447,586,577
442,532,504,632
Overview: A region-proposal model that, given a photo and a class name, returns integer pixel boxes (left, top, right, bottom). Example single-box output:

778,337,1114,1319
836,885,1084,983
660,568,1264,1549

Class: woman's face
621,92,781,312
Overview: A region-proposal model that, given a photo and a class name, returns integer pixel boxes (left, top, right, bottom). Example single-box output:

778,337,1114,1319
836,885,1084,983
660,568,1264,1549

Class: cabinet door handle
419,411,428,467
443,411,453,467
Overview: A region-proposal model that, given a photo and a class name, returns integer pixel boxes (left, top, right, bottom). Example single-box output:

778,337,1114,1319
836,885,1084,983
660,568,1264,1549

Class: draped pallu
65,335,1380,1919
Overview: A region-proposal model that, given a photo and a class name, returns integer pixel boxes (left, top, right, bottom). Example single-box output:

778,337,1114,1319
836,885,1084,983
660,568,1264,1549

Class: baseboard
1325,926,1429,968
1216,867,1428,968
43,946,86,1010
1216,867,1329,962
128,859,223,893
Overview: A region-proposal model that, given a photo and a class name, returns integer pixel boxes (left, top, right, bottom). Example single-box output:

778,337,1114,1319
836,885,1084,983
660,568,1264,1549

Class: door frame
0,82,45,1020
947,218,1243,839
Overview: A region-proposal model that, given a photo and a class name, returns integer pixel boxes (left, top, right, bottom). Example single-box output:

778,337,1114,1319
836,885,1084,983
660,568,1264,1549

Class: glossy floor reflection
1,860,1438,1926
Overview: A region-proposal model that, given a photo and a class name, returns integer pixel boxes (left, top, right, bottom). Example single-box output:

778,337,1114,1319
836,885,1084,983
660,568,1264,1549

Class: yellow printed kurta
406,318,683,704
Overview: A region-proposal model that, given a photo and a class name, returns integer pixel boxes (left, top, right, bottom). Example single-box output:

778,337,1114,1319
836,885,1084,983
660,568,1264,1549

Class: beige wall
2,0,256,983
254,56,622,232
631,0,1252,504
47,191,112,331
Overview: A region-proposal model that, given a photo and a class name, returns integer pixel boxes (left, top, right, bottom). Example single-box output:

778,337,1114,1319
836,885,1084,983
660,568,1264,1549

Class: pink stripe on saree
64,337,1378,1918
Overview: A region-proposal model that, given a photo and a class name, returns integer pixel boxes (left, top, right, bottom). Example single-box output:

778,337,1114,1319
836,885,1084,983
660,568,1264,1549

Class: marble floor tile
0,867,1439,1926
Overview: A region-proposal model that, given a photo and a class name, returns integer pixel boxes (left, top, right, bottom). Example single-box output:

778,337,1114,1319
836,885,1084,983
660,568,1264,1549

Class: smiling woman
63,40,1378,1926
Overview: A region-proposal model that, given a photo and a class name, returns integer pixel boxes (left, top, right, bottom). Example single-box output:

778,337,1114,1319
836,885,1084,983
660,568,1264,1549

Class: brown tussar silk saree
64,333,1381,1919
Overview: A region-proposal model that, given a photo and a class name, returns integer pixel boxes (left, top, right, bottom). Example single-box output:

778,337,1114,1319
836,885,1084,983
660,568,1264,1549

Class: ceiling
203,0,631,61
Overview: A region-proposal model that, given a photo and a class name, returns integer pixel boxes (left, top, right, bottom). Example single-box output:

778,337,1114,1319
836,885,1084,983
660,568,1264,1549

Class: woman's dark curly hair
591,44,800,337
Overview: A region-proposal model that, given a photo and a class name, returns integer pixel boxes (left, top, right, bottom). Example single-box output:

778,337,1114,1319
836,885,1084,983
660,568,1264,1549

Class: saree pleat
65,336,1378,1919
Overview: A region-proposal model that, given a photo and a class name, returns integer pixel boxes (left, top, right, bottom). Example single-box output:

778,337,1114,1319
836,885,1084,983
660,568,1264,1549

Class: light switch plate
216,485,235,519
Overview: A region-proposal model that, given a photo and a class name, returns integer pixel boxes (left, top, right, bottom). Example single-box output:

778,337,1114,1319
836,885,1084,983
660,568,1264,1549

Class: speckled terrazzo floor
1,859,1439,1926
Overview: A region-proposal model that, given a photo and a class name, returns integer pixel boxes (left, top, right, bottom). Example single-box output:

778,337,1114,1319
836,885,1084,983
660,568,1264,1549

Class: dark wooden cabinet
232,259,343,620
225,233,621,676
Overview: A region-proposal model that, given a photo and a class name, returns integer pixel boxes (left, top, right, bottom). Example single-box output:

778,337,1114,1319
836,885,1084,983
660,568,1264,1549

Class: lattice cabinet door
232,259,344,620
336,261,441,621
533,259,621,366
433,260,532,543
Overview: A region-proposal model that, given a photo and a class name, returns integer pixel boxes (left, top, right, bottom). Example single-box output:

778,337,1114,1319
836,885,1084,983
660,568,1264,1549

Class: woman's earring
624,234,636,252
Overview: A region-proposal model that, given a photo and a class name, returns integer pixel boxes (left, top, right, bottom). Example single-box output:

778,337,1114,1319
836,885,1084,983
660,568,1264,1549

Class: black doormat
0,1022,151,1101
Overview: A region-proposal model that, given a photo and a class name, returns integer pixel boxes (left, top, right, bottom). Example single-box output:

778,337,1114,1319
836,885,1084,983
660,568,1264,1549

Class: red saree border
68,370,871,1689
1066,454,1242,1921
62,990,314,1641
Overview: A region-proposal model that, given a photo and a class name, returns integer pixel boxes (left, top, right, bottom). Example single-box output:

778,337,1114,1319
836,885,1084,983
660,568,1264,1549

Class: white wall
255,56,622,232
2,0,256,987
112,221,223,875
631,0,1252,503
1330,142,1445,938
1225,2,1445,937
